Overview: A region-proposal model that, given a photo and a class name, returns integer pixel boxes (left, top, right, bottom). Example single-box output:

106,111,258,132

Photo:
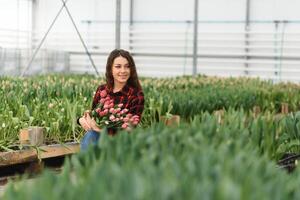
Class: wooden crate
0,142,79,167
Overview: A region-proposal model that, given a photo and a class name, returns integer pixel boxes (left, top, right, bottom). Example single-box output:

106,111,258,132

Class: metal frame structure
1,0,300,82
21,0,99,77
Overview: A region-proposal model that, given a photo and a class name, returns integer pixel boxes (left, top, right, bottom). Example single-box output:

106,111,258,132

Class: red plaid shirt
92,83,144,134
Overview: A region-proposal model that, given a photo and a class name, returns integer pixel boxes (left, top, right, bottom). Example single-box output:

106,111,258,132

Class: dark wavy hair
105,49,142,91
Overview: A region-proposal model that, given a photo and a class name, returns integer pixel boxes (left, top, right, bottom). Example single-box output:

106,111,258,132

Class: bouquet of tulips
91,90,140,130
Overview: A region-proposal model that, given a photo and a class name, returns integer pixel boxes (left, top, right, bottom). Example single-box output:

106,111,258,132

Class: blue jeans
80,130,100,151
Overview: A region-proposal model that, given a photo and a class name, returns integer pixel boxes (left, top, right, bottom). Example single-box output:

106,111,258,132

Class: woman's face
112,56,131,86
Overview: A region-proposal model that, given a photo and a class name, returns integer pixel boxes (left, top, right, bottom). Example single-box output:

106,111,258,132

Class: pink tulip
118,103,123,108
100,90,107,98
103,109,108,115
103,104,109,109
100,98,105,104
121,123,128,129
133,116,139,121
100,111,105,117
123,109,129,113
123,117,129,122
132,120,139,125
109,115,115,121
104,100,110,105
109,108,114,113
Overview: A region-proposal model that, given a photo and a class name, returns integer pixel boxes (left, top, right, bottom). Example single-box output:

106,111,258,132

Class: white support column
31,0,38,49
244,0,251,75
193,0,198,75
115,0,121,49
129,0,134,50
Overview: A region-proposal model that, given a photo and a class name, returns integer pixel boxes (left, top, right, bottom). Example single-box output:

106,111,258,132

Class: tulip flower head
91,90,140,130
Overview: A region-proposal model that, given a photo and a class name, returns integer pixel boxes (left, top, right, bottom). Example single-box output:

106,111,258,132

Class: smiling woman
111,56,131,92
77,49,145,151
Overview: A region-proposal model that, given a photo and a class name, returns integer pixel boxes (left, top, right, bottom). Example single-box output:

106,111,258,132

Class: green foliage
1,72,300,199
3,122,300,200
1,74,300,154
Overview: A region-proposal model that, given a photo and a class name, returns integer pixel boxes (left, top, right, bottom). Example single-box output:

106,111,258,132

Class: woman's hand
85,112,102,132
79,117,91,131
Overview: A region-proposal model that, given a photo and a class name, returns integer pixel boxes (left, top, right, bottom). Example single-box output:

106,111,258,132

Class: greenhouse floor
0,175,38,197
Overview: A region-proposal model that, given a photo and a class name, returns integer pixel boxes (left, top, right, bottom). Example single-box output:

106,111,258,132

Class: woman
78,49,144,150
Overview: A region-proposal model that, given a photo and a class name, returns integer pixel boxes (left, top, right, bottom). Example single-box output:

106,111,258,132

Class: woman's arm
78,117,91,131
79,84,105,132
78,111,101,132
128,90,145,118
84,111,102,132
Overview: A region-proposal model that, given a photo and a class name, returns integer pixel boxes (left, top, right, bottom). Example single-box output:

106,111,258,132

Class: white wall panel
198,0,246,21
1,0,300,82
134,0,193,21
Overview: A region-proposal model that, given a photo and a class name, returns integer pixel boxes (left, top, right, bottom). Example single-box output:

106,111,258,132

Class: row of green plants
1,74,300,151
143,75,300,117
3,115,300,199
2,74,300,199
0,75,95,149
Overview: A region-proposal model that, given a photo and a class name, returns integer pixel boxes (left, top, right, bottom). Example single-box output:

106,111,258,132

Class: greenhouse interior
1,0,300,199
